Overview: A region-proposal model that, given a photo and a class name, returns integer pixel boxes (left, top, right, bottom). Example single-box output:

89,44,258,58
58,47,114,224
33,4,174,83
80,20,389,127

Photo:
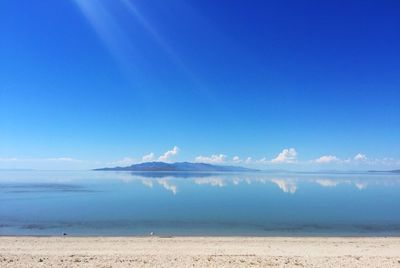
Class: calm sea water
1,170,400,236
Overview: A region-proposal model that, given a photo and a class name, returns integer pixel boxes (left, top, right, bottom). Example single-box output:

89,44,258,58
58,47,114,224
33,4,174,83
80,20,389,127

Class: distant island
94,161,258,172
368,170,400,173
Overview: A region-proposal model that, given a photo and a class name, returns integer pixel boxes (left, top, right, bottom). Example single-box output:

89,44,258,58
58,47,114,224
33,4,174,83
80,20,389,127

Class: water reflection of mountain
129,171,222,178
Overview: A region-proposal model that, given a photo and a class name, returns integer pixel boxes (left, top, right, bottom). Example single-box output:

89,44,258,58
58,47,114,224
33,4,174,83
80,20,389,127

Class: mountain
94,161,258,172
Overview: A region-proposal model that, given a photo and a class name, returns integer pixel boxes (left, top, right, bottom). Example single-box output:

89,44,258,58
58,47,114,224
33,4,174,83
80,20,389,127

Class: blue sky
0,0,399,170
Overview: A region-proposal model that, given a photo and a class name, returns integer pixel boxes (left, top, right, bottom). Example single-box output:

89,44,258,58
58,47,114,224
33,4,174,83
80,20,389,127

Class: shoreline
1,236,400,267
2,234,400,237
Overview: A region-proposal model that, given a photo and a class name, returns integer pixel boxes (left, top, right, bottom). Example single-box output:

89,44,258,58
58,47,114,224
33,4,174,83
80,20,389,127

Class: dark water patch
22,224,64,230
0,183,94,193
2,220,399,236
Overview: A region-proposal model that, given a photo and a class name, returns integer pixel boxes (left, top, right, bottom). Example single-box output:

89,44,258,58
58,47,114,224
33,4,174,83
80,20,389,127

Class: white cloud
0,156,91,170
47,157,81,162
315,155,339,164
0,157,82,163
158,146,179,162
0,157,23,162
109,157,136,166
256,157,269,164
354,153,367,161
342,158,351,164
141,146,179,163
142,152,155,162
374,157,398,166
195,154,227,164
271,148,298,164
232,156,241,163
231,156,252,164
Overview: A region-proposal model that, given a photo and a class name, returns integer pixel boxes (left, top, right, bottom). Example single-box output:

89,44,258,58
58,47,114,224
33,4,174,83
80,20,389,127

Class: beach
1,236,400,267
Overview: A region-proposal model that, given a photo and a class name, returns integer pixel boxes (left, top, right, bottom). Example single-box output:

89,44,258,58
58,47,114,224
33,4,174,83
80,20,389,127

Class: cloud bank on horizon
1,146,399,170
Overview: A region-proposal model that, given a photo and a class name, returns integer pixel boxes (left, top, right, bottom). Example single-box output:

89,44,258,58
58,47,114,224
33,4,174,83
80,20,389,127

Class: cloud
315,155,340,164
158,146,179,162
0,156,91,170
271,148,298,164
270,179,297,194
372,157,400,166
195,154,227,164
47,157,81,162
380,157,400,166
232,156,241,163
0,157,82,163
142,152,155,162
354,153,367,161
0,157,23,162
109,157,135,166
141,146,179,163
256,157,269,164
232,156,252,164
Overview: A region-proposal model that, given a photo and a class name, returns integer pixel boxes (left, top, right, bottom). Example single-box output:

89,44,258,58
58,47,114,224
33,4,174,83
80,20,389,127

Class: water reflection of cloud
316,179,341,187
157,179,177,195
270,179,297,194
232,178,241,185
245,178,253,184
195,177,226,187
355,182,367,190
314,178,368,190
142,177,177,194
104,171,399,195
113,173,136,183
256,178,269,184
141,179,154,188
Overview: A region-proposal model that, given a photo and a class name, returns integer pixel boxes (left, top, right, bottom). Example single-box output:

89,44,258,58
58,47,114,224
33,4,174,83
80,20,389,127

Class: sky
0,0,399,170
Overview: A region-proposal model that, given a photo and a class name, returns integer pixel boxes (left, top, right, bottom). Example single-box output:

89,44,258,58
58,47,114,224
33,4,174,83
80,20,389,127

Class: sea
1,170,400,236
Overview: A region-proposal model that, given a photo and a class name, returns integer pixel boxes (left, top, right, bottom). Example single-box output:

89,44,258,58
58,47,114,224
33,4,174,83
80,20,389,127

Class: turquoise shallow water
1,170,400,236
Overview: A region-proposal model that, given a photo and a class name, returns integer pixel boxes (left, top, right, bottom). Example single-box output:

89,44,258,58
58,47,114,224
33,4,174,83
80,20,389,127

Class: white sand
1,236,400,267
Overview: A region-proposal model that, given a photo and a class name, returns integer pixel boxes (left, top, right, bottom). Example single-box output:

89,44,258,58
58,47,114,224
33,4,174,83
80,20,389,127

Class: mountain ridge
94,161,258,172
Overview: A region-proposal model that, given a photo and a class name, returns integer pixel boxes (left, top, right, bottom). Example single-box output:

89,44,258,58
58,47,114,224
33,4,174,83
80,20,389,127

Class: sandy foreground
1,237,400,267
